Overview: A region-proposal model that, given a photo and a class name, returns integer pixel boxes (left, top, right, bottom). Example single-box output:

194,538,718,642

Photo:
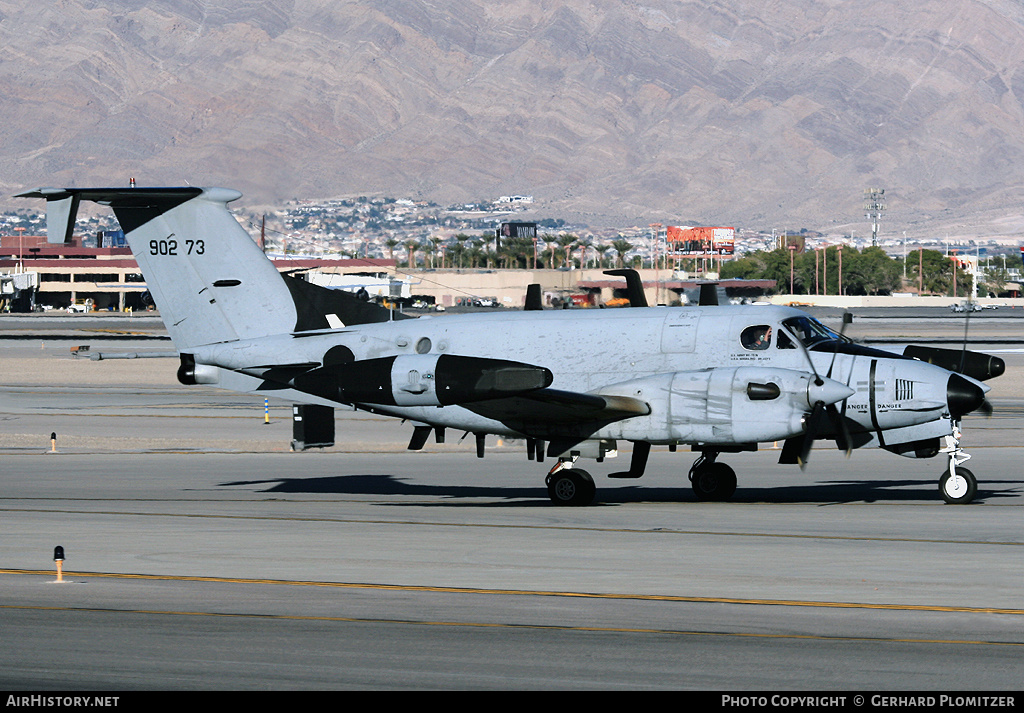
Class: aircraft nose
947,373,986,419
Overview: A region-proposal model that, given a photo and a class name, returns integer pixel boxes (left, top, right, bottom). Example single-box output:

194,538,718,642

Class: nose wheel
939,424,978,504
940,467,977,504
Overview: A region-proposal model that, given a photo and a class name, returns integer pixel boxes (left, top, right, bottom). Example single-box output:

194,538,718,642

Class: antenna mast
864,188,886,247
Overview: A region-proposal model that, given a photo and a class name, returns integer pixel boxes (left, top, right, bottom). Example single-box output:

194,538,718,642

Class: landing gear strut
939,423,977,504
689,451,737,501
545,458,596,506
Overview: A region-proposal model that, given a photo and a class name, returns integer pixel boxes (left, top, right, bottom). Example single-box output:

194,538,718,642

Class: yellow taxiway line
3,567,1023,617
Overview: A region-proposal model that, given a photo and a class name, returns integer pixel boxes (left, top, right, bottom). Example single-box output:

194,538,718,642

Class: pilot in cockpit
742,325,772,350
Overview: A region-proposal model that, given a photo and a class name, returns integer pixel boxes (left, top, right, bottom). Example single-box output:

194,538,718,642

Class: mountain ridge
2,0,1024,238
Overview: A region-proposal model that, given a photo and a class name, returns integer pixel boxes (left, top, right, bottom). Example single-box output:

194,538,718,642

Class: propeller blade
979,398,994,418
827,311,853,378
780,324,823,386
826,403,853,457
798,401,828,469
960,303,972,373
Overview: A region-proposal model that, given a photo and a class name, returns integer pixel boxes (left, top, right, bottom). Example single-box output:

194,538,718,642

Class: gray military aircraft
18,186,1003,506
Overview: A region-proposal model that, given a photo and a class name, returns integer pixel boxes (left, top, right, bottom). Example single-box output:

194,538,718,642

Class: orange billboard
667,226,735,256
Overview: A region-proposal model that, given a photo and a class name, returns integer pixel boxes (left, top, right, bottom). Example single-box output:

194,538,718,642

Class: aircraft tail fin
16,186,405,349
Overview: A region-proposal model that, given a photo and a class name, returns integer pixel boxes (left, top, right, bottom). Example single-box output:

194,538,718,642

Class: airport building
0,234,401,312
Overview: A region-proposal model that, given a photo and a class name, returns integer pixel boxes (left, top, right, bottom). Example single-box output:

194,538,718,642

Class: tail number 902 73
149,237,205,256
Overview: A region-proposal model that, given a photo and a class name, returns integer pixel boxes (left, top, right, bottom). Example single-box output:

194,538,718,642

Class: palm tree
429,237,443,268
595,244,610,268
557,234,577,268
576,239,592,269
453,234,471,268
404,240,419,269
611,238,633,268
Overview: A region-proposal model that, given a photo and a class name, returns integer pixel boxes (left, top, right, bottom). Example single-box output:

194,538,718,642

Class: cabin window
741,325,772,350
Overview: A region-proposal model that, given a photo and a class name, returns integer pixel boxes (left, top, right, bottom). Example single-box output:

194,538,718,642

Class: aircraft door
660,311,701,353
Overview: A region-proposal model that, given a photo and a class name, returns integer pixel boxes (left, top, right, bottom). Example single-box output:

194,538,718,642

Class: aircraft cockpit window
741,325,772,350
780,316,845,349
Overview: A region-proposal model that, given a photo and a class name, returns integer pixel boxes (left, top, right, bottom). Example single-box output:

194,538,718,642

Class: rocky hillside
3,0,1024,237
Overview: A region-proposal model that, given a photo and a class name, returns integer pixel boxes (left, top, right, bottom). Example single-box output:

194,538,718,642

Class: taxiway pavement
1,315,1022,690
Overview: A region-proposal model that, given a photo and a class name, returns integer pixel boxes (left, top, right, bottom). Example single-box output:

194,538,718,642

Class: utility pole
864,188,885,247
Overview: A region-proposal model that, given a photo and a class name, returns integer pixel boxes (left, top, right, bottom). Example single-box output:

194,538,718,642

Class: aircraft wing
463,388,650,439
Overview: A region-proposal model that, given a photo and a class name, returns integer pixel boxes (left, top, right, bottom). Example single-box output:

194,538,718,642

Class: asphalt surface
1,313,1023,691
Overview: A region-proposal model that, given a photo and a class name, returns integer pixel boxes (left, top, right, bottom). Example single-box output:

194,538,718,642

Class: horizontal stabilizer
284,275,413,331
17,187,204,236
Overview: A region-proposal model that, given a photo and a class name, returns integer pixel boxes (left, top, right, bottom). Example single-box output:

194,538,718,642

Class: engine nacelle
292,353,553,407
598,366,853,444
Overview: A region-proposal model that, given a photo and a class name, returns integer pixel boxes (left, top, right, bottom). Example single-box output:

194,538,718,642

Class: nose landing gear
939,424,978,504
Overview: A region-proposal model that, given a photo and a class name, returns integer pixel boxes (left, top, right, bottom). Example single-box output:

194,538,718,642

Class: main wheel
546,468,596,506
939,466,977,504
691,462,737,502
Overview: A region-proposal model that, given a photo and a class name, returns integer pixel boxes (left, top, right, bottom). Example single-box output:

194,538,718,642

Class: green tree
721,246,905,295
981,266,1010,297
909,249,971,296
841,247,902,295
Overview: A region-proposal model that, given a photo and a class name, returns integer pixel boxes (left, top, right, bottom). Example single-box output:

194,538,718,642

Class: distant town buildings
2,192,1022,312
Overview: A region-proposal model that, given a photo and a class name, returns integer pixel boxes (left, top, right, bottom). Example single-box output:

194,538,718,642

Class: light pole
815,248,820,295
952,252,957,298
837,245,843,296
903,231,907,279
789,244,796,294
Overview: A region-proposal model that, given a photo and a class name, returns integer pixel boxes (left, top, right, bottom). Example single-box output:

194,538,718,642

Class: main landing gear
688,451,737,502
544,447,742,506
546,459,596,507
938,424,978,504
